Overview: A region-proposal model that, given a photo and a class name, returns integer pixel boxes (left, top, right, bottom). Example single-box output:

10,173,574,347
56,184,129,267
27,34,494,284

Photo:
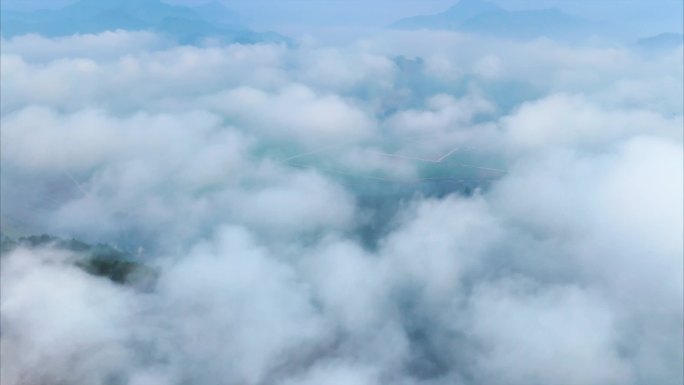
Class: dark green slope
1,233,156,286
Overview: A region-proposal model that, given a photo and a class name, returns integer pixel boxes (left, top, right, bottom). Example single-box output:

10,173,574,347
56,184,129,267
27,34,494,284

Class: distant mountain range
635,32,684,51
390,0,592,40
0,0,286,44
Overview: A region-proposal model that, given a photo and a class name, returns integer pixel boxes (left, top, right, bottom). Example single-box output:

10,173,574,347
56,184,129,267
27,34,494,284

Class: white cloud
1,247,136,385
202,85,377,147
1,28,682,385
463,280,630,385
502,93,682,151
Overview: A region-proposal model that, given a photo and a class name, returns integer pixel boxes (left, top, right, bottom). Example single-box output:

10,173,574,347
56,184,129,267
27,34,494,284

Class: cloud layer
1,29,682,385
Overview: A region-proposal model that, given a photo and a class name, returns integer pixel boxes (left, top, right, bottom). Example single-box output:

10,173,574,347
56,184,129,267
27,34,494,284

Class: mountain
191,1,245,30
635,32,684,51
0,233,156,286
460,8,587,39
391,0,503,30
390,0,590,40
0,0,286,45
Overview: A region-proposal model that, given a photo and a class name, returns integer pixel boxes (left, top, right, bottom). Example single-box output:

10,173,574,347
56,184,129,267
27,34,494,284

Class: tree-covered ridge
0,233,155,286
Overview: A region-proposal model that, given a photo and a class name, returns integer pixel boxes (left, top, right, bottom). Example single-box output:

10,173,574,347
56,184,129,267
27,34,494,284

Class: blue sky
3,0,683,34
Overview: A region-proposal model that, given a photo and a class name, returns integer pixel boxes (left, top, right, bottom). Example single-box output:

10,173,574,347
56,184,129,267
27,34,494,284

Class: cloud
463,280,630,385
0,31,165,62
1,27,682,385
1,247,136,385
202,85,377,147
502,93,682,151
153,226,329,384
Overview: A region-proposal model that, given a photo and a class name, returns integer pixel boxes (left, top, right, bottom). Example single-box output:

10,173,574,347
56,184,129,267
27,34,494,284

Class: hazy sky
3,0,683,34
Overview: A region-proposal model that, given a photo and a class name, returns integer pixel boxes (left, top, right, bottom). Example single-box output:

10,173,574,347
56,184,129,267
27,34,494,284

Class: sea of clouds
1,29,682,385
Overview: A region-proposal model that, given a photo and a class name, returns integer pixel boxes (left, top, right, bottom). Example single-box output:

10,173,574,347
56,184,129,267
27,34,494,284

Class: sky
3,0,683,35
0,2,683,385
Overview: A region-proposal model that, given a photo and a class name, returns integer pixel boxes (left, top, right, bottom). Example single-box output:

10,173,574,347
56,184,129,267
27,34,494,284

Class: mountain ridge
0,0,286,45
635,32,684,51
390,0,591,40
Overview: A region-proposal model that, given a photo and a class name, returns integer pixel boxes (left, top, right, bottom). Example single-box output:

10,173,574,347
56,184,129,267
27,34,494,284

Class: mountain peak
445,0,503,15
442,0,503,21
391,0,503,29
390,0,589,40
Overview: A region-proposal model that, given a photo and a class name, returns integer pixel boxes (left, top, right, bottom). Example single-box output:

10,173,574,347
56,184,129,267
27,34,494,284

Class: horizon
2,0,682,39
